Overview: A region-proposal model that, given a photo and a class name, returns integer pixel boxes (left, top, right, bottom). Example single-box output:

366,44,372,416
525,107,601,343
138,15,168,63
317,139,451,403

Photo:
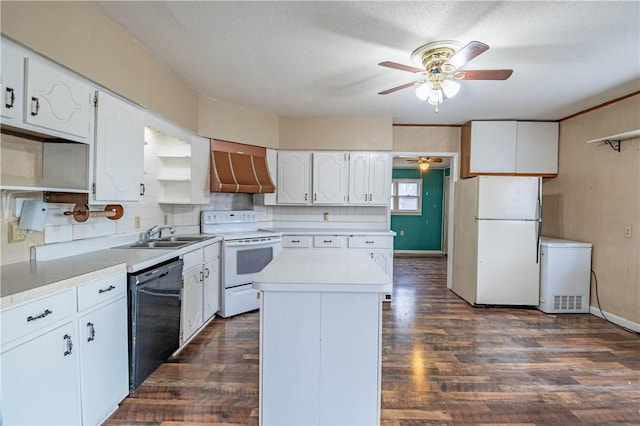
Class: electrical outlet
323,212,329,221
400,230,405,236
624,226,632,238
8,222,28,243
135,216,141,229
164,214,168,226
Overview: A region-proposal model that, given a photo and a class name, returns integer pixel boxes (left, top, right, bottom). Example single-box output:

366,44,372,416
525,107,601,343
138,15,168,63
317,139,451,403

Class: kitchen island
253,250,391,426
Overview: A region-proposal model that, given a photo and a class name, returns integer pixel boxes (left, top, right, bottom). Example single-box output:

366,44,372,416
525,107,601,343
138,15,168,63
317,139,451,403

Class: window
390,178,422,215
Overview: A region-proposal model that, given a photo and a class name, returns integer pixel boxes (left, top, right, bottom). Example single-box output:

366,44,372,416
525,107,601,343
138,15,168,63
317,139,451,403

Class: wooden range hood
209,139,275,193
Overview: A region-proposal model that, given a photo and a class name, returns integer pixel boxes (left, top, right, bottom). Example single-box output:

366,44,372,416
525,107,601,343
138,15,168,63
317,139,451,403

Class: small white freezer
539,237,592,313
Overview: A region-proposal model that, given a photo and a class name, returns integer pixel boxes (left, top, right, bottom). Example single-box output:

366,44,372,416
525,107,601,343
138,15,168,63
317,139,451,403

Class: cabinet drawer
1,288,75,347
203,242,220,262
348,236,393,249
77,273,126,312
313,236,346,248
182,248,204,270
282,235,312,248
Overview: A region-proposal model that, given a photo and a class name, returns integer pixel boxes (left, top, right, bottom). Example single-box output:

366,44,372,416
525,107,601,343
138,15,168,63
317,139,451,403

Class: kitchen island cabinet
253,250,391,426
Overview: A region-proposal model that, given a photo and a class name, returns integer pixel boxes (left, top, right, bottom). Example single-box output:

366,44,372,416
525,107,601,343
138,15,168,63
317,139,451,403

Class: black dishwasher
128,258,183,392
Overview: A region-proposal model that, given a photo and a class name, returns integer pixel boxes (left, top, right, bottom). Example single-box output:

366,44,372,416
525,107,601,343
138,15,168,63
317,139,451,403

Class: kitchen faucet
143,225,175,241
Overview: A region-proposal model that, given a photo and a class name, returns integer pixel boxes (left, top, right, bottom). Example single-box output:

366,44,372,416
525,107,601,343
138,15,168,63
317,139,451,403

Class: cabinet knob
63,334,73,356
30,96,40,116
87,322,96,342
5,87,15,109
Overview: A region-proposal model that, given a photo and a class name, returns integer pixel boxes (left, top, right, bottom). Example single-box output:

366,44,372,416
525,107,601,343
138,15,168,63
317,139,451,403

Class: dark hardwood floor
105,256,640,425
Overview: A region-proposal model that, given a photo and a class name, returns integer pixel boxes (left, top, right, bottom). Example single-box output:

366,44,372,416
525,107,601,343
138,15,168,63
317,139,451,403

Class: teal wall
391,168,444,251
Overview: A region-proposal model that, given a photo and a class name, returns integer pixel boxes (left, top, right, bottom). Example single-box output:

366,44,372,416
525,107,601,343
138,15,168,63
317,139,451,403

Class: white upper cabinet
1,41,25,123
515,121,559,174
348,152,390,205
277,151,312,204
312,151,348,204
24,56,94,142
462,121,558,178
93,90,145,203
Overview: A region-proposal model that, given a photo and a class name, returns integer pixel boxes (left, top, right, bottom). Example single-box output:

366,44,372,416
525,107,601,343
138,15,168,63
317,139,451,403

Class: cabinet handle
87,322,96,342
304,193,308,201
30,96,39,116
204,268,210,278
314,193,317,201
139,183,146,196
369,193,372,202
63,334,73,356
323,240,333,243
5,87,15,108
98,285,116,294
366,241,374,244
291,240,300,243
200,270,204,282
27,309,52,322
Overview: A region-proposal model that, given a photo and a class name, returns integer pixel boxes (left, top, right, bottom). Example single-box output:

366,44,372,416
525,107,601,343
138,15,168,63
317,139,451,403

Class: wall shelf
586,129,640,152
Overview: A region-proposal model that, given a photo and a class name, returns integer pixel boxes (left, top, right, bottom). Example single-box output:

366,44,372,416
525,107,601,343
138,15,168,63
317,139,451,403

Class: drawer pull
27,309,52,322
98,285,116,294
63,334,73,356
366,241,375,244
5,87,15,108
87,322,96,342
323,240,333,243
291,240,300,243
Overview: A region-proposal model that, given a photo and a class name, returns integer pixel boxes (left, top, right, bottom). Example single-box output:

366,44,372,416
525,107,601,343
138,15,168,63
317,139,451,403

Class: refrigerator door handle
535,194,542,264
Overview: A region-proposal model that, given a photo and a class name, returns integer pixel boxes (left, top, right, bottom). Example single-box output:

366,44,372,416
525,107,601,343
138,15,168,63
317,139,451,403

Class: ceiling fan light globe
418,161,430,171
415,83,430,101
441,79,461,98
427,88,443,105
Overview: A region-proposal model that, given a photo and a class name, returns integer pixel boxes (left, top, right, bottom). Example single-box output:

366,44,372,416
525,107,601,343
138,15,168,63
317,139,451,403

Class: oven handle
224,238,282,247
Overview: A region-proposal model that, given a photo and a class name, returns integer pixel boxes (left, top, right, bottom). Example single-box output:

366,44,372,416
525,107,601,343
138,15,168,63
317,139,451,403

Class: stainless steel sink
119,240,190,249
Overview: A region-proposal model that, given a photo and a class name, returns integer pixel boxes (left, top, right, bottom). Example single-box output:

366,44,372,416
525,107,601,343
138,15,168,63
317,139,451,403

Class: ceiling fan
405,156,443,171
378,40,513,111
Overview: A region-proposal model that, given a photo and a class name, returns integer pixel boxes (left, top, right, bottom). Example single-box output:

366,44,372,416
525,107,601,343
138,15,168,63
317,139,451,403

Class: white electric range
201,211,282,317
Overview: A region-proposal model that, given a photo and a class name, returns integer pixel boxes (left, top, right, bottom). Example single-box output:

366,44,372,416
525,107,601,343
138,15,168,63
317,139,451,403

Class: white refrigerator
452,176,542,305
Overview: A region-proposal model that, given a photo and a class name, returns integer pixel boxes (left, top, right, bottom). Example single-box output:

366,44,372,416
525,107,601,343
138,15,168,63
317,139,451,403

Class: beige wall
392,125,460,152
279,117,393,150
542,94,640,325
1,1,199,132
198,98,279,148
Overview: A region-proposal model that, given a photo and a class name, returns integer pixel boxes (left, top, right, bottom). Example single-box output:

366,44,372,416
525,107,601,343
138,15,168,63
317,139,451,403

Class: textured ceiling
94,1,640,125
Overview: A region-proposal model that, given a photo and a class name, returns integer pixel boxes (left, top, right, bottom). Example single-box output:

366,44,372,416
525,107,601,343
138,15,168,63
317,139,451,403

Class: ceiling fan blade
379,61,424,74
378,81,420,95
445,41,489,70
427,157,443,163
453,69,513,80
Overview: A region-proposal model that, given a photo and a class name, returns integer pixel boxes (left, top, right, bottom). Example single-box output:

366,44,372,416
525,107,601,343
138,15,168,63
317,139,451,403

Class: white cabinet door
94,90,145,202
348,152,369,204
368,152,391,204
1,322,82,426
1,41,24,122
515,121,559,174
313,151,347,204
203,246,220,321
24,57,93,141
277,151,311,204
469,121,517,173
78,297,128,425
181,266,203,345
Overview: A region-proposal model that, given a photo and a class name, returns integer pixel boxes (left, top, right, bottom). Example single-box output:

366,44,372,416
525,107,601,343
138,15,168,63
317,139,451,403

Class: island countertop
253,249,391,293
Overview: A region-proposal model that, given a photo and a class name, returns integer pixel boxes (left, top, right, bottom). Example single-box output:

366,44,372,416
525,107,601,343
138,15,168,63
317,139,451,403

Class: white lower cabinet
1,320,82,426
1,270,128,425
180,242,220,346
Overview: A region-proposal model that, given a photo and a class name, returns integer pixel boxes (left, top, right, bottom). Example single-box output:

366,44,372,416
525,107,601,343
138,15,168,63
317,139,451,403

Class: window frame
390,178,422,215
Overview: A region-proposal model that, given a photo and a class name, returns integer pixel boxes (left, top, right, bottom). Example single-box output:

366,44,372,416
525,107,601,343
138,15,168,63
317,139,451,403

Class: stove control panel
201,210,257,225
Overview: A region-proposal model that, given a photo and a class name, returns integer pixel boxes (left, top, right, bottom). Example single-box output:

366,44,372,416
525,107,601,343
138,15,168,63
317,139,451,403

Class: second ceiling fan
379,40,513,111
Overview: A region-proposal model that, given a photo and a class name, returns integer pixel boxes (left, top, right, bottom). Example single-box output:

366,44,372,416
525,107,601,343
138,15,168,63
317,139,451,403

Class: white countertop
262,227,395,236
253,250,391,293
1,235,221,308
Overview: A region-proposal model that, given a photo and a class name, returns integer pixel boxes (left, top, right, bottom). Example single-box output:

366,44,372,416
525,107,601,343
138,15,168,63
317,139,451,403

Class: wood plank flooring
105,256,640,425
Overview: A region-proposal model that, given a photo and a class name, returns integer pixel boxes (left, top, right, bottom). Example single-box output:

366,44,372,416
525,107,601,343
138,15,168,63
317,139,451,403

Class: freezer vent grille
553,295,583,312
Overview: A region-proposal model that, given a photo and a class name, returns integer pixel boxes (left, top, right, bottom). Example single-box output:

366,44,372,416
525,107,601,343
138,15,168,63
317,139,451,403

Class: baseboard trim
590,306,640,333
394,250,444,257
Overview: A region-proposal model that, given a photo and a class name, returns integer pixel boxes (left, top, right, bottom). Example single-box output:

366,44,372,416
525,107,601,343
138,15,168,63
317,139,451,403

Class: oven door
223,238,282,288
